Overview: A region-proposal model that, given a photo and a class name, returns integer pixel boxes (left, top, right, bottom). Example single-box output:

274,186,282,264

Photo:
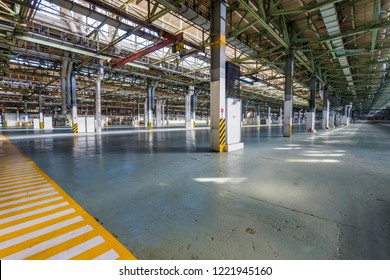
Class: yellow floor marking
0,191,60,209
0,211,80,242
70,241,114,260
0,196,66,217
0,219,87,258
0,182,51,193
0,135,137,260
24,229,100,260
0,179,48,188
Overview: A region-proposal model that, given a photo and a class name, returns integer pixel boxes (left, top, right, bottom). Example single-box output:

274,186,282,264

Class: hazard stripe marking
219,118,226,151
0,135,136,260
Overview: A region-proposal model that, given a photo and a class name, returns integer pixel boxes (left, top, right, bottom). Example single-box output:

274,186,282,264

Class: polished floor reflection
1,123,389,259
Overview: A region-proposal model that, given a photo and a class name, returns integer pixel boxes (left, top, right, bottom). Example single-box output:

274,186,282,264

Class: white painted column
284,47,295,137
210,0,227,151
322,86,329,130
185,86,194,129
278,107,283,125
266,106,272,126
95,61,103,133
306,74,316,132
16,110,20,127
156,100,163,127
61,59,68,116
144,99,148,128
38,90,44,129
70,65,78,132
256,103,261,126
24,100,29,127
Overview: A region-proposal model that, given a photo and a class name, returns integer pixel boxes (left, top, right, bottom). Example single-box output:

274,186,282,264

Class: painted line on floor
0,135,137,260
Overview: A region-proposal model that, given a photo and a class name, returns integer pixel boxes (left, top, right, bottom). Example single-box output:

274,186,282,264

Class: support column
67,61,73,114
207,106,210,126
95,61,103,133
16,110,20,127
146,79,155,129
105,104,108,126
256,103,261,126
166,100,169,126
322,86,329,130
241,100,246,125
192,93,197,127
24,99,29,127
185,85,194,129
329,110,335,128
210,0,227,152
162,100,166,127
306,74,316,132
144,99,148,127
343,104,352,125
61,60,68,116
133,97,139,127
278,106,283,125
298,109,303,125
284,47,295,137
156,100,163,127
38,89,44,129
266,105,272,126
70,65,78,133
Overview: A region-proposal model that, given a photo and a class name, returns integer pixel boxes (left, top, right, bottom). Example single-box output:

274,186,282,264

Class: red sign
221,108,224,113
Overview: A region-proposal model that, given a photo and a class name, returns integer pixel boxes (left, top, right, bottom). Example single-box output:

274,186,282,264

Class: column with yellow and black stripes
73,122,78,133
209,0,227,152
219,117,226,152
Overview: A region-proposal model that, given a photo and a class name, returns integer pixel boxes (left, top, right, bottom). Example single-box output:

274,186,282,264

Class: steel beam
111,33,183,68
269,0,343,16
294,19,390,44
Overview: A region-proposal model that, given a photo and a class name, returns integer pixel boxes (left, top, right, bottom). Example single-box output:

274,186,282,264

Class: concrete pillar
144,99,148,127
70,65,78,132
16,110,20,127
186,85,194,129
210,0,227,152
67,61,73,111
156,100,163,127
322,86,329,130
284,47,295,137
146,79,155,129
278,107,283,125
298,109,303,124
343,104,352,125
326,99,330,127
38,89,44,129
24,100,29,127
162,100,165,127
95,61,103,133
105,104,108,126
207,106,210,126
329,110,335,128
192,94,197,120
306,74,316,132
133,98,139,127
61,60,68,115
266,105,272,126
166,100,169,126
256,103,261,126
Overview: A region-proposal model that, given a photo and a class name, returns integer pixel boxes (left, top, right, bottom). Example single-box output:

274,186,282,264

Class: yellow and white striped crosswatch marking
0,135,136,260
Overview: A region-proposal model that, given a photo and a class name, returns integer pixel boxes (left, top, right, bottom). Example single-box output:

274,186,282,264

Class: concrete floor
1,123,389,259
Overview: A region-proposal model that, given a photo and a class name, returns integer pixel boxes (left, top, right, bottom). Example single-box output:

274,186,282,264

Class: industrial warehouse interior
0,0,389,261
